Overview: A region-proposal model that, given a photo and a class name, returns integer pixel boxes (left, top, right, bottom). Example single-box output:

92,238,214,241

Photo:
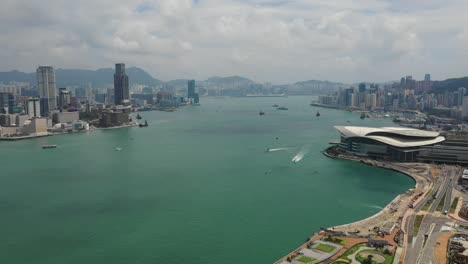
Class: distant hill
0,67,161,87
432,77,468,93
205,76,254,84
294,80,346,86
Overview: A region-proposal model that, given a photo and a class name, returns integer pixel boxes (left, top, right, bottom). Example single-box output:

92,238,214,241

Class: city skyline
1,0,468,83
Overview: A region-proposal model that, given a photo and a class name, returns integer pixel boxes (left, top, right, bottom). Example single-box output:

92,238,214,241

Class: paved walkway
347,246,375,264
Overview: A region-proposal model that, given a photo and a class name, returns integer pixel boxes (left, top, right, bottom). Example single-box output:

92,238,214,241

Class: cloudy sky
1,0,467,83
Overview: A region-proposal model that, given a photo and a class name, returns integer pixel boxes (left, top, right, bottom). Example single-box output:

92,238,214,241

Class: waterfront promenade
274,149,437,264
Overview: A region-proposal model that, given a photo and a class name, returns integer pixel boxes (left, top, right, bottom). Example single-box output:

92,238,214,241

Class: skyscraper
358,83,366,93
424,74,431,82
58,88,71,110
26,98,41,118
187,80,195,98
114,63,129,105
0,92,14,114
458,87,467,106
36,66,57,112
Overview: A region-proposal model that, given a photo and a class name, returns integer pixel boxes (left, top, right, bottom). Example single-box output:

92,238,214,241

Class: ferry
42,145,57,149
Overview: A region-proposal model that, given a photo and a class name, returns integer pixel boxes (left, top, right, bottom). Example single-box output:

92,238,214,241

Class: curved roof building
334,126,446,161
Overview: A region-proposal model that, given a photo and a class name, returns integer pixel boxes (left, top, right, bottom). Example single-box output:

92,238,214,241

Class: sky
1,0,468,84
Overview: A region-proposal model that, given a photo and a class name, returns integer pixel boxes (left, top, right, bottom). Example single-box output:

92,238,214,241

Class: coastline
274,147,433,264
0,122,138,142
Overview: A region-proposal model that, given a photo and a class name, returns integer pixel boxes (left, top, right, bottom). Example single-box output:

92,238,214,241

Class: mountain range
0,67,162,88
0,68,467,94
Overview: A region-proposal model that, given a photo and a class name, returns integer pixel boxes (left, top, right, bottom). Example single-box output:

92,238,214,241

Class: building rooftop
335,126,445,148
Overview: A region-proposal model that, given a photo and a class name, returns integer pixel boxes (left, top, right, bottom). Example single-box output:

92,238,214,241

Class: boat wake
266,147,291,152
292,148,309,163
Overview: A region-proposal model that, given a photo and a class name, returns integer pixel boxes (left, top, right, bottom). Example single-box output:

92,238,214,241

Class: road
442,166,461,213
405,165,462,264
429,166,451,213
406,173,443,245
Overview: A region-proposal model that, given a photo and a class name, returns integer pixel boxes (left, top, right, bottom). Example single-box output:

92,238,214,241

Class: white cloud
0,0,467,83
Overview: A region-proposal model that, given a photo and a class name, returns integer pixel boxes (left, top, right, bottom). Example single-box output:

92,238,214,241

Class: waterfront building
22,118,48,136
37,66,57,111
418,140,468,164
114,63,129,105
52,111,79,124
26,98,41,118
188,80,195,98
156,91,179,108
99,111,130,128
335,126,445,162
39,98,50,117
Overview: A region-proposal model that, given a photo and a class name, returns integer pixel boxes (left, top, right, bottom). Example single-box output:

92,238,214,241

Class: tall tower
58,88,70,110
36,66,57,112
424,74,431,82
114,63,129,105
187,80,195,98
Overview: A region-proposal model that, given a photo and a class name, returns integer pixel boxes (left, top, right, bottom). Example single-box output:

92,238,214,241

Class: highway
442,166,461,213
406,173,443,245
429,166,451,213
405,165,461,264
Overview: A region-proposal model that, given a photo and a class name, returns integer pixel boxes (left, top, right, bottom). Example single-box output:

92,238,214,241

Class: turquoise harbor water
0,97,413,264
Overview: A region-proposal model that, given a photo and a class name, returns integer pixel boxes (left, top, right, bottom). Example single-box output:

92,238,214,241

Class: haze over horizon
1,0,468,84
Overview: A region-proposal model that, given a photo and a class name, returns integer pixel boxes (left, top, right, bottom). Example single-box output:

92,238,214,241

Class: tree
384,248,391,255
362,254,374,264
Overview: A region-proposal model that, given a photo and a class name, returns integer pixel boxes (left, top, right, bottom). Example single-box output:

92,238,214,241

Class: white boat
115,147,122,151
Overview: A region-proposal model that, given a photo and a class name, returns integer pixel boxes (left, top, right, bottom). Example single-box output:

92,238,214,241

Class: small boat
139,120,149,127
272,104,279,107
136,113,142,120
115,147,122,151
42,145,57,149
316,111,320,117
360,112,366,119
277,106,288,110
259,111,265,116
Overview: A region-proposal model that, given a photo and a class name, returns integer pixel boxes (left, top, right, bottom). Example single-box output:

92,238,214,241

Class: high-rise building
424,74,431,82
36,66,57,112
187,80,195,98
463,96,468,118
459,87,467,106
114,63,129,105
26,98,41,118
58,88,71,110
358,83,366,93
0,92,15,114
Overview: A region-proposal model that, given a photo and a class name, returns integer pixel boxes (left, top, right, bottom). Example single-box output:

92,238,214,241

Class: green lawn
324,237,346,245
414,215,424,236
339,244,366,261
420,201,431,211
297,256,316,263
450,197,459,214
357,250,394,264
314,243,337,253
436,193,446,212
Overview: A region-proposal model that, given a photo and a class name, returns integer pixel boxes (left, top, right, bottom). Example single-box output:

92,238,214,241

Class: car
443,210,448,215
